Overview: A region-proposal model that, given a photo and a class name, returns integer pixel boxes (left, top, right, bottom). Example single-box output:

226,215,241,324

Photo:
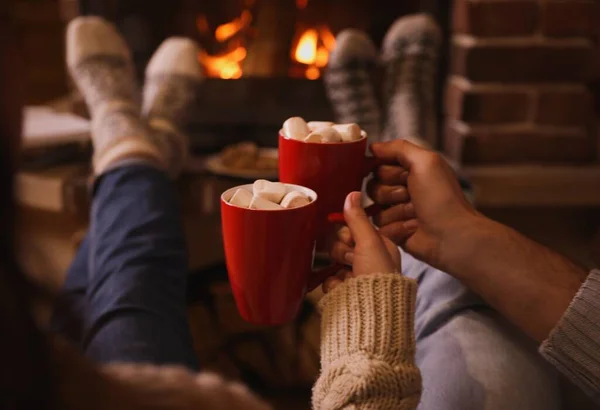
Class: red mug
278,132,382,244
221,183,342,325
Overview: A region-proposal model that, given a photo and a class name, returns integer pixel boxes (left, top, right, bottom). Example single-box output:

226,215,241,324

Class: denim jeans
51,164,198,369
53,164,560,408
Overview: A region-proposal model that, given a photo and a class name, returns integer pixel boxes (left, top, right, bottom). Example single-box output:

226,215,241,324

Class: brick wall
446,0,598,165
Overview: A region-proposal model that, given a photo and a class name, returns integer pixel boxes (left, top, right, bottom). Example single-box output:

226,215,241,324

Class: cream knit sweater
55,273,421,410
313,273,421,410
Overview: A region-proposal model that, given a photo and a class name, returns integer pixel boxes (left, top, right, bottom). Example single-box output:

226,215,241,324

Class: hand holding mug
368,140,479,270
325,192,401,293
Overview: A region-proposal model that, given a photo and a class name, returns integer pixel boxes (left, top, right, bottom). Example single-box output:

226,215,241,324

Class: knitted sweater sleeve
312,273,421,410
540,269,600,403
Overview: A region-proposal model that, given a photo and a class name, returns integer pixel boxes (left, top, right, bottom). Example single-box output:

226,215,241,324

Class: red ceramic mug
278,131,382,244
221,183,342,325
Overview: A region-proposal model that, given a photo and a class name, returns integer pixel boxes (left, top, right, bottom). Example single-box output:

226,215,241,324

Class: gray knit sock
142,37,204,177
382,14,441,148
324,29,382,144
66,17,164,175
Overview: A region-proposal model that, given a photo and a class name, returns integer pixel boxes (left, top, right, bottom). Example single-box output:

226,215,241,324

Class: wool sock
66,16,165,175
142,37,204,177
381,14,441,148
324,29,382,143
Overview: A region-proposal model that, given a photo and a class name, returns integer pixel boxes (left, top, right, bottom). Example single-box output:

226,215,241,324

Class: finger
367,183,409,205
336,225,354,246
373,202,416,227
378,220,419,245
371,139,430,170
382,236,402,271
343,192,382,247
375,165,409,185
330,240,354,266
323,269,352,293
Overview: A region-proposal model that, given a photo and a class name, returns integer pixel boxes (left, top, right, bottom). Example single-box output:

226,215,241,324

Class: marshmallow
304,132,322,143
307,121,334,131
249,195,283,210
332,123,362,142
253,179,286,203
316,127,343,143
282,117,310,140
228,188,253,208
280,191,311,209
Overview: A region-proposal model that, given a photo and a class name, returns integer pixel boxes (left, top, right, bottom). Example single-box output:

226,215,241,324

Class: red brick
535,87,593,127
454,0,539,37
541,1,596,38
445,122,595,164
451,37,593,82
446,78,532,123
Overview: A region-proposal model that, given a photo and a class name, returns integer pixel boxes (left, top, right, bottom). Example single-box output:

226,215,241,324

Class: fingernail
391,187,406,202
344,252,354,264
404,219,418,231
406,202,415,213
350,192,362,207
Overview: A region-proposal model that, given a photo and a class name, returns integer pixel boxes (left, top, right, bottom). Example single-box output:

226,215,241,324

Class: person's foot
381,14,441,148
324,29,381,143
142,37,204,177
66,16,165,175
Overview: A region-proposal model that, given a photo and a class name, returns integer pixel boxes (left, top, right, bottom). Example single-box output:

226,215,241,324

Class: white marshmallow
316,127,343,143
228,188,253,208
304,132,322,143
280,191,311,209
249,195,283,210
307,121,334,131
253,179,287,203
332,123,362,142
282,117,310,140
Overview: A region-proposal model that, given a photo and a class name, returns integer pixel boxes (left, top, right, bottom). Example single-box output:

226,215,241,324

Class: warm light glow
306,66,320,80
294,29,318,65
199,47,246,79
296,0,308,9
215,10,252,42
315,46,329,67
320,26,336,51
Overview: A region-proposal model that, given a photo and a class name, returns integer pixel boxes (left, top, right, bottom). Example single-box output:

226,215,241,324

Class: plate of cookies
205,141,278,180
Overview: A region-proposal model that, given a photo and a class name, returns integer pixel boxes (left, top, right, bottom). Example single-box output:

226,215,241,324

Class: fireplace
77,0,445,151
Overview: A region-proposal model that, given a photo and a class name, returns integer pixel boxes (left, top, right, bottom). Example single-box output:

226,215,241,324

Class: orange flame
199,47,246,79
292,26,336,80
215,10,252,42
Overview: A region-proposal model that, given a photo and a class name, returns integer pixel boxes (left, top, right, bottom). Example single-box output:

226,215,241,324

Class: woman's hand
324,192,401,293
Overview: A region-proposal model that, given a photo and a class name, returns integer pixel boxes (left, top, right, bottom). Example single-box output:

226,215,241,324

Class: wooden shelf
465,165,600,207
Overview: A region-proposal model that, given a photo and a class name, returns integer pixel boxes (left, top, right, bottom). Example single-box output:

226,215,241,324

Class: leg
402,249,562,410
83,164,198,369
65,17,203,368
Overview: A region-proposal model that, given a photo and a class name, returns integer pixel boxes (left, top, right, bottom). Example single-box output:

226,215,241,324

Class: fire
197,11,252,79
291,26,336,80
199,47,246,79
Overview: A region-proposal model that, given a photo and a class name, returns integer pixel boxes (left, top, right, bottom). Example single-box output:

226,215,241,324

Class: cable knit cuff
540,269,600,403
318,273,417,368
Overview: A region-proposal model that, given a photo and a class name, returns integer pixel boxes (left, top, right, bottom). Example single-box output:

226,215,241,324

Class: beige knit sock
67,17,169,175
142,37,204,178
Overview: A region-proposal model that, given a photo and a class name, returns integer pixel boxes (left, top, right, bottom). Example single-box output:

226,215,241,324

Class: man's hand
368,140,479,270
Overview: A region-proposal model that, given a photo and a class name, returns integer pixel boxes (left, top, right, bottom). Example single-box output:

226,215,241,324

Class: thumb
343,192,380,246
371,139,427,170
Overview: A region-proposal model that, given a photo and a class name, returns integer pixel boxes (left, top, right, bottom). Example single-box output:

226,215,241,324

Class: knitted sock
142,38,204,177
382,14,441,148
66,17,165,175
324,29,382,144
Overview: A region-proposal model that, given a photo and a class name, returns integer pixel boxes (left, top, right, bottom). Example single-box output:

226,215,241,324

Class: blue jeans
51,164,198,369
